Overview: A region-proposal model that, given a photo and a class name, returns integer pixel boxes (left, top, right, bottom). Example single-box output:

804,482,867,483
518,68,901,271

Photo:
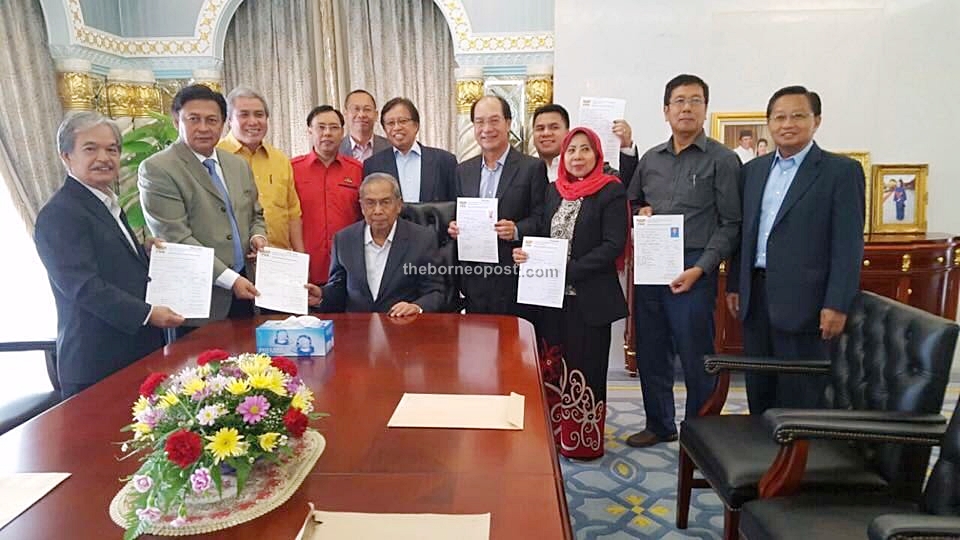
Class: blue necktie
202,159,244,272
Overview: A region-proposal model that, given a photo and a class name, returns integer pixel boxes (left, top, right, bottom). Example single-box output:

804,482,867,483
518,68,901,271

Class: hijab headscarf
555,127,621,201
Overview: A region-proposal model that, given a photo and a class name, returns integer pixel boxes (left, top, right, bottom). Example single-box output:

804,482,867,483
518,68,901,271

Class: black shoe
625,430,678,448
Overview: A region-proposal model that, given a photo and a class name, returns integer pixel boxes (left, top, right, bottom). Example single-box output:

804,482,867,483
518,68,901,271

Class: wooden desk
0,314,572,539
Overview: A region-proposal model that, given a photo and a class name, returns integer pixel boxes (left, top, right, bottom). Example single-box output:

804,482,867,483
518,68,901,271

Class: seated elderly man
307,173,444,315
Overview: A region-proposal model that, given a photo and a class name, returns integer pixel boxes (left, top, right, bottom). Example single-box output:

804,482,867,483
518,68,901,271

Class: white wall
555,0,960,236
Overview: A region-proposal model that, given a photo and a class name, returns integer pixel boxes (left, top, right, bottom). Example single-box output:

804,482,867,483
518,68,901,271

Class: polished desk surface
0,314,572,539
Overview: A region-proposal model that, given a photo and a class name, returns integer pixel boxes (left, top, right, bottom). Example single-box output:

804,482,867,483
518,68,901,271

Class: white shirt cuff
143,305,153,326
620,145,637,156
216,268,240,290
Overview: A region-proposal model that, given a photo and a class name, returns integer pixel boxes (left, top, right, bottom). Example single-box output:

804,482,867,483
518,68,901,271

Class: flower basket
111,350,326,539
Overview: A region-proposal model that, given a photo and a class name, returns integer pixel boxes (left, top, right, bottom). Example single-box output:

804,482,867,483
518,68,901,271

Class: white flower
132,474,152,493
196,404,226,426
135,506,162,523
170,516,187,528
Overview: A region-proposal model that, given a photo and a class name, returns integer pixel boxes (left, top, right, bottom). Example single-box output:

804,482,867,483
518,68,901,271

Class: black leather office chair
0,340,59,434
739,396,960,540
400,202,461,312
676,291,959,539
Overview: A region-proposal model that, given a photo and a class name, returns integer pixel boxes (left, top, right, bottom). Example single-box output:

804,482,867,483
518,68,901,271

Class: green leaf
232,459,252,495
121,141,156,154
211,463,223,497
124,202,145,230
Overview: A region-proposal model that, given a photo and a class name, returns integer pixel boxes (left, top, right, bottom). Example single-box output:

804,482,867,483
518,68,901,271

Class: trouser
743,268,829,415
634,250,717,438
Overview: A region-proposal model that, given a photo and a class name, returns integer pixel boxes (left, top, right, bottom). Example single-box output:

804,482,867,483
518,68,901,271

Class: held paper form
0,473,70,530
387,392,525,430
578,96,626,170
516,236,568,308
297,505,490,540
456,197,499,263
254,247,310,315
633,215,684,285
145,242,214,319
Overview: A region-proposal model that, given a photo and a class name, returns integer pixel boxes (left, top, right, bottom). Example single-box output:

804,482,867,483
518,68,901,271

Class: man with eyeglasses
362,97,457,202
625,74,742,448
726,85,864,414
305,173,444,315
338,89,391,162
139,84,267,336
291,105,363,285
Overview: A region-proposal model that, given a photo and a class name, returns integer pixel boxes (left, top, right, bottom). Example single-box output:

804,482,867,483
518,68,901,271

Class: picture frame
836,151,872,234
709,112,772,163
870,164,928,234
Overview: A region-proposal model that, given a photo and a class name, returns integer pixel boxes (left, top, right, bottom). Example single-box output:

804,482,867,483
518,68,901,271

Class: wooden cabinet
623,234,960,372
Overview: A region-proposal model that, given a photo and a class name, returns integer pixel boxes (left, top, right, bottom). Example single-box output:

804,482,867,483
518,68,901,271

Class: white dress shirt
364,220,397,300
734,145,756,164
394,142,423,202
545,156,560,183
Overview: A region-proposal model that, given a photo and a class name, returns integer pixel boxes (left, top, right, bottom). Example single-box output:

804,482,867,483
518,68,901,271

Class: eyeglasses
383,118,414,129
347,106,376,115
770,112,814,124
310,123,341,133
669,97,705,108
473,116,505,128
360,198,397,210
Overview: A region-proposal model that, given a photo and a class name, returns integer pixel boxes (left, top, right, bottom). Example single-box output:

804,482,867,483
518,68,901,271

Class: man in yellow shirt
218,87,304,251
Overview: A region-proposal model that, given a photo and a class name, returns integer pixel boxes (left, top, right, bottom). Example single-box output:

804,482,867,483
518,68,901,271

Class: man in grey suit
307,173,444,315
363,97,456,202
338,89,391,162
139,84,267,333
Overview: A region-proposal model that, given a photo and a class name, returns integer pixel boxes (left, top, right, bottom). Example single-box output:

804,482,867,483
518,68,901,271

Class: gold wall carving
456,79,484,114
106,81,161,117
57,71,97,111
524,76,553,113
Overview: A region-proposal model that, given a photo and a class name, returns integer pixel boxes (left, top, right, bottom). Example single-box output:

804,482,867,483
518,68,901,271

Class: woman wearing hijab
513,127,628,459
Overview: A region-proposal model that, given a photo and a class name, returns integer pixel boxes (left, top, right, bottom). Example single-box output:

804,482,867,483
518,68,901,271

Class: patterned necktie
202,158,244,272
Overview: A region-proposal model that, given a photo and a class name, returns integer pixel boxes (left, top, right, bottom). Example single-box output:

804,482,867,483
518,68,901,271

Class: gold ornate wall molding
433,0,554,56
524,65,553,114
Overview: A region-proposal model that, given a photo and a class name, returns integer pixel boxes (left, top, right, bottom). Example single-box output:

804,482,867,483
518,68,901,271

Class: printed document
145,242,214,318
516,236,568,308
254,247,310,315
456,197,499,263
633,215,684,285
578,96,626,170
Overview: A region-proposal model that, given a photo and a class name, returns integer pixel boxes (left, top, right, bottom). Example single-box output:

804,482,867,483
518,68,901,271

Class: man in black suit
338,89,391,162
35,112,184,398
726,85,865,414
307,173,444,315
447,95,548,318
363,97,456,202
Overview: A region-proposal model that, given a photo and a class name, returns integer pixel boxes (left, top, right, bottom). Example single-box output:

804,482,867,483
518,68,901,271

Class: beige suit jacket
138,140,266,325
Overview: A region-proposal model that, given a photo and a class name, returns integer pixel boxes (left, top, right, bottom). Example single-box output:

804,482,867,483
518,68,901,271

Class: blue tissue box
255,319,334,357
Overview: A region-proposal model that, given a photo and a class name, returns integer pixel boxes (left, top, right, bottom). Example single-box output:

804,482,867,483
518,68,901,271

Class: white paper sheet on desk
387,392,524,430
0,472,70,530
297,507,490,540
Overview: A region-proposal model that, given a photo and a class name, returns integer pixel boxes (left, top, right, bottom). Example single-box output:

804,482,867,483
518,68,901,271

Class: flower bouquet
117,349,325,539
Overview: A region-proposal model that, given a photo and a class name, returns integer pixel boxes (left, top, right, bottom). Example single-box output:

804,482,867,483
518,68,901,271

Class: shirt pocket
684,166,715,207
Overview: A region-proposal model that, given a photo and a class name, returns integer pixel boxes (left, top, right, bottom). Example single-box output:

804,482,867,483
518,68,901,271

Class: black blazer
729,143,865,332
363,145,457,202
527,181,629,326
319,219,444,313
34,177,164,387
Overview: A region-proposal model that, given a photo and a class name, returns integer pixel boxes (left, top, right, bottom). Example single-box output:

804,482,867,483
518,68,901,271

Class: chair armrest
0,340,56,353
763,409,946,445
703,355,831,375
868,514,960,540
764,408,949,424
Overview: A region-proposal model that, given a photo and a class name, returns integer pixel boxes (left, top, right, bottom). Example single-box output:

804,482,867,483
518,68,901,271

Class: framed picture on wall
870,164,928,234
836,151,872,234
709,112,771,164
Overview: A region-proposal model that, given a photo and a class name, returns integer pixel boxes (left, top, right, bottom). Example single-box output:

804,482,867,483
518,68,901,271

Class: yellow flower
291,387,314,413
240,355,272,376
258,432,280,452
132,422,152,434
205,427,245,463
226,379,250,395
182,378,206,397
248,370,287,396
132,396,150,416
157,391,180,409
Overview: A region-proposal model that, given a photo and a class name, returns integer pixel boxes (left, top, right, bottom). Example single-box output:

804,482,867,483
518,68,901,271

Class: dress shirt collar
310,148,343,167
394,141,422,158
483,146,510,171
190,147,219,165
220,131,272,158
656,130,708,155
72,175,118,208
351,136,374,151
771,140,815,172
364,219,398,247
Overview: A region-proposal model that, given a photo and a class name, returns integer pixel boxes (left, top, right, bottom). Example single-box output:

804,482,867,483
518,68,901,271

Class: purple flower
236,395,270,424
190,467,213,494
135,407,165,429
136,506,162,523
285,379,302,395
132,474,152,493
170,516,187,528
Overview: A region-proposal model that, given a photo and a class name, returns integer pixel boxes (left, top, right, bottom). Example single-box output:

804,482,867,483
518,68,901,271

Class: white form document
516,236,568,309
145,242,214,318
0,473,70,530
387,392,525,430
578,96,626,170
254,247,310,315
297,504,490,540
633,215,685,285
456,197,499,263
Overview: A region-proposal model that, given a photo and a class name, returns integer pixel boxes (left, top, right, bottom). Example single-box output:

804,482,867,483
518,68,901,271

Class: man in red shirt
291,105,363,284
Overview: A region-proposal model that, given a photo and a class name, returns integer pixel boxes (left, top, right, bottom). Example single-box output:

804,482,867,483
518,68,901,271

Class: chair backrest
922,397,960,516
825,291,959,497
400,202,460,312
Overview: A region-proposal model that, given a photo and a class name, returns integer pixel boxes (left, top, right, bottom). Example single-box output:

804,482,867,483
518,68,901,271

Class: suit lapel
376,220,410,301
217,149,247,213
772,144,822,229
347,225,375,303
419,146,435,201
463,157,482,197
495,148,521,198
173,142,224,201
65,177,146,266
743,154,775,239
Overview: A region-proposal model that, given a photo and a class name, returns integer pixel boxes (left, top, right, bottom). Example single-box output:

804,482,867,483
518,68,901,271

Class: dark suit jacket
338,134,391,159
318,219,444,313
729,143,865,332
363,144,457,202
34,177,164,387
530,182,629,327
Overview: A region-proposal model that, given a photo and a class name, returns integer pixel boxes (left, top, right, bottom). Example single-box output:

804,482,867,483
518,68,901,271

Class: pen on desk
692,174,697,187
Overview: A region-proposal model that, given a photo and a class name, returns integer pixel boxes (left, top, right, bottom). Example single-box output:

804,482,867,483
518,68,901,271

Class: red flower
164,429,203,468
197,349,230,366
139,373,168,397
271,356,298,377
283,408,309,437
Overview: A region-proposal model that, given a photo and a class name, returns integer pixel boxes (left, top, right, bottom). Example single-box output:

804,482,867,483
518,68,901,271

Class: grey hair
57,111,121,154
226,86,270,118
360,172,402,199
